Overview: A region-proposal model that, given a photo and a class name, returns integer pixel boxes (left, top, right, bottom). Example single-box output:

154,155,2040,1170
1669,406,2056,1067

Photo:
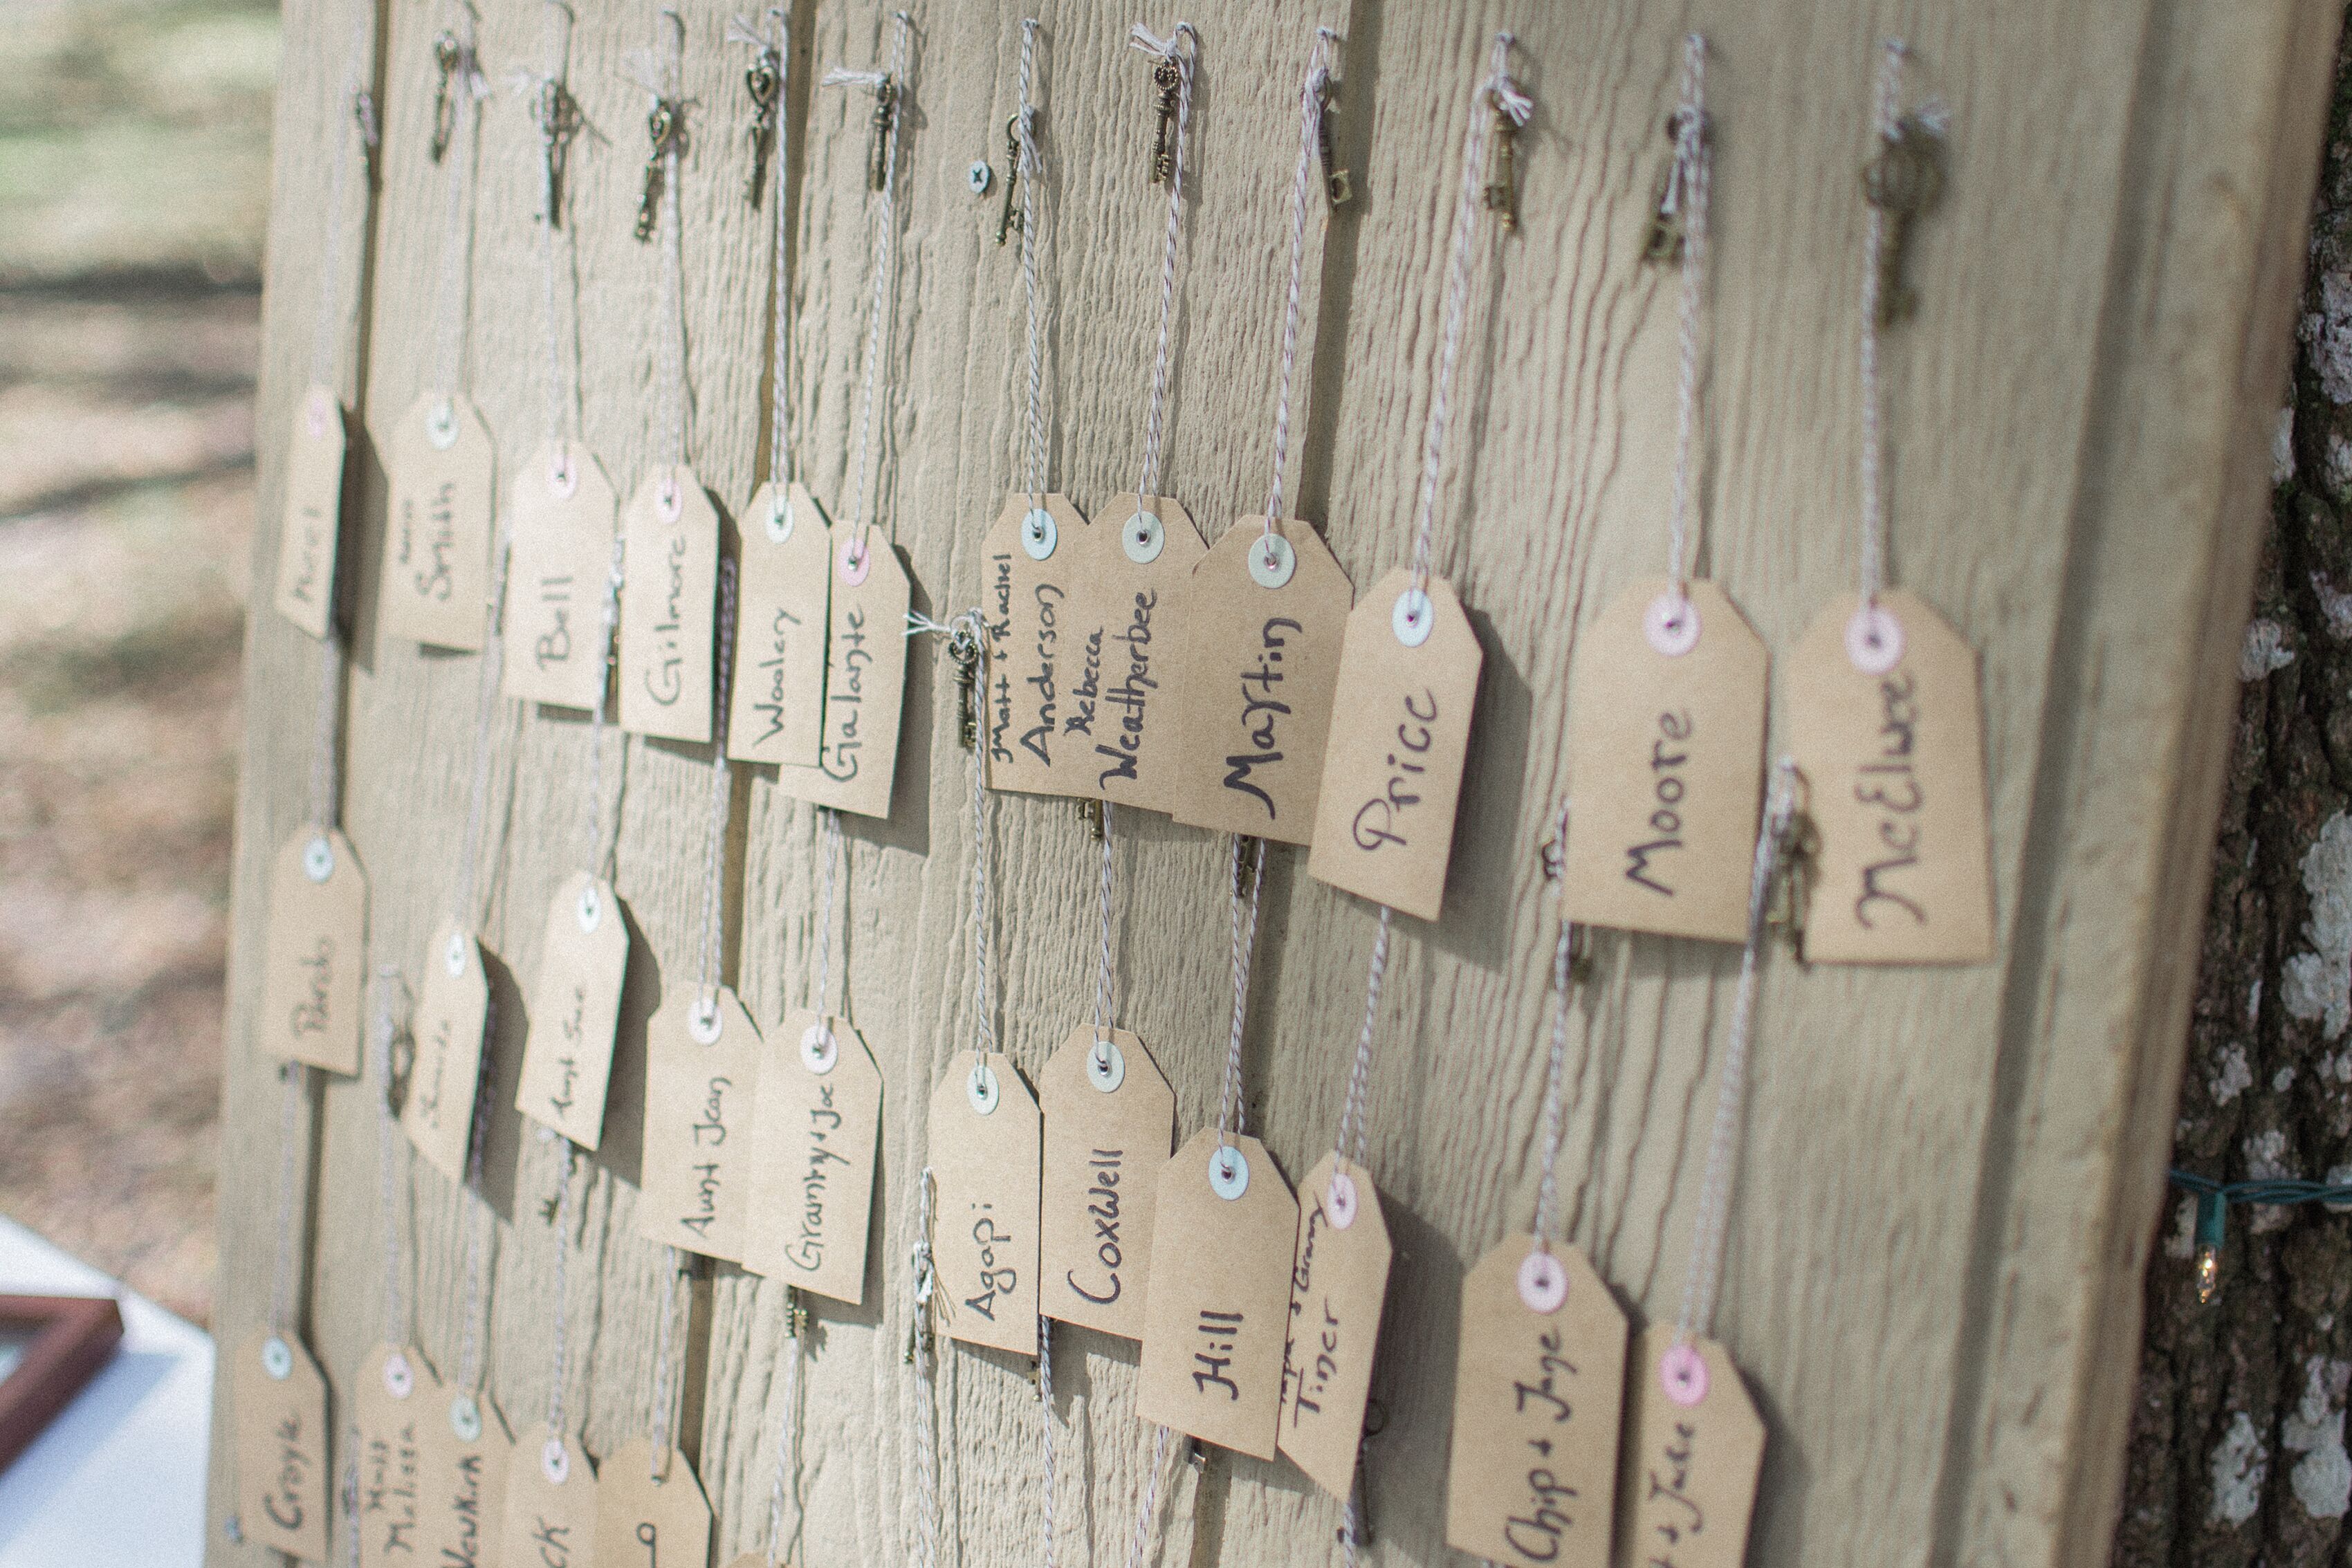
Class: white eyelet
576,882,601,932
1644,589,1702,656
1209,1143,1250,1201
1122,510,1165,564
688,997,723,1044
383,1349,413,1398
966,1060,1000,1114
1846,602,1904,674
261,1336,294,1381
302,835,336,883
1086,1035,1126,1093
1020,508,1056,561
801,1021,838,1075
655,474,685,525
426,399,459,451
1326,1170,1359,1230
764,493,793,544
541,1437,569,1485
839,532,872,586
1392,588,1434,647
1516,1248,1568,1313
448,1393,481,1443
547,445,579,500
444,931,468,977
1249,533,1296,589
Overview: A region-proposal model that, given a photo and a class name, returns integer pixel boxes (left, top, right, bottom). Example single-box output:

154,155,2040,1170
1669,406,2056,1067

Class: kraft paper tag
353,1343,439,1568
1307,568,1485,921
383,391,495,651
730,481,833,767
594,1438,710,1568
744,1009,883,1306
777,526,910,820
402,921,489,1184
1787,589,1994,963
417,1391,510,1568
1071,495,1206,815
500,1422,597,1568
1138,1130,1297,1459
639,985,762,1260
261,828,367,1075
926,1049,1041,1355
1445,1237,1628,1568
504,442,619,712
1561,579,1767,945
619,465,719,743
1617,1325,1763,1568
1037,1024,1173,1340
980,492,1092,797
274,383,346,638
232,1327,331,1564
515,873,630,1149
1168,518,1354,845
1277,1152,1393,1500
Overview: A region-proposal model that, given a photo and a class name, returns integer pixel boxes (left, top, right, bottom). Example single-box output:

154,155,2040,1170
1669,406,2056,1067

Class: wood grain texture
208,2,2337,1565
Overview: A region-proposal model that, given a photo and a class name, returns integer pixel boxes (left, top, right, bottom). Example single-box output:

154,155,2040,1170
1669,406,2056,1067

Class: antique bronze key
1481,87,1519,228
1862,115,1945,326
868,75,897,192
744,45,781,207
1148,55,1180,183
636,98,684,242
533,76,580,228
429,30,463,163
995,113,1022,244
1316,75,1352,207
946,620,982,750
1642,110,1699,265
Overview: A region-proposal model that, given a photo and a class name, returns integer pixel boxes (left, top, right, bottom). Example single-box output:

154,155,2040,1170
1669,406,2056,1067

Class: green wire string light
2167,1168,2352,1304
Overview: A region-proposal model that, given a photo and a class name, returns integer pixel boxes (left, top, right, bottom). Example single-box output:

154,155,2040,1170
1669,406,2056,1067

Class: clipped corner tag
515,873,630,1149
275,384,347,639
261,828,368,1074
979,492,1094,797
234,1327,330,1564
744,1009,883,1304
503,443,619,712
926,1049,1041,1354
778,527,910,820
730,481,834,767
401,921,488,1183
639,985,762,1260
381,391,495,652
1277,1152,1393,1499
1038,1024,1174,1339
618,466,719,743
1618,1322,1763,1568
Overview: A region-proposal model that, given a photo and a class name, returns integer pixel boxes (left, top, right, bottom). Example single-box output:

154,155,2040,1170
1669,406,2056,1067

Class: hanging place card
744,1009,883,1306
728,481,833,767
594,1438,711,1568
1446,1237,1628,1568
515,872,630,1149
232,1327,330,1564
639,985,762,1261
1616,1325,1763,1568
504,441,619,712
1139,1129,1297,1459
1787,589,1994,963
354,1343,439,1568
1074,495,1206,815
402,921,489,1184
1561,579,1767,944
1308,568,1484,921
926,1049,1041,1355
1037,1024,1173,1340
500,1422,597,1568
417,1390,510,1568
1168,519,1354,845
980,492,1091,797
260,828,367,1075
619,465,719,744
1277,1152,1393,1500
274,384,347,638
382,391,495,652
777,526,910,820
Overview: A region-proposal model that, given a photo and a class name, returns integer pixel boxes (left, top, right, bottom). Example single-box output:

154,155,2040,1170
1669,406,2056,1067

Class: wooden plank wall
208,0,2343,1563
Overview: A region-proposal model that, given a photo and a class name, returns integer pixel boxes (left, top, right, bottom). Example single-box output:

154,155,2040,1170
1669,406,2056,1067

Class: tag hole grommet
444,930,468,977
302,834,336,883
261,1335,294,1381
1327,1170,1359,1230
546,446,579,500
1122,509,1166,564
1020,507,1057,561
655,474,685,526
839,531,872,586
1209,1143,1251,1200
1516,1248,1568,1313
1249,532,1296,589
448,1393,481,1443
1845,601,1905,674
426,398,459,451
305,386,334,439
764,494,794,544
1643,588,1702,657
688,997,724,1044
1086,1035,1126,1093
542,1438,570,1485
383,1350,414,1399
1392,587,1435,647
966,1060,1000,1115
1660,1340,1709,1407
576,882,602,932
800,1022,839,1075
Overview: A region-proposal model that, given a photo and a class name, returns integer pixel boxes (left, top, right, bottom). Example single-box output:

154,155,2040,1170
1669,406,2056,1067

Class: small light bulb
2196,1244,2221,1304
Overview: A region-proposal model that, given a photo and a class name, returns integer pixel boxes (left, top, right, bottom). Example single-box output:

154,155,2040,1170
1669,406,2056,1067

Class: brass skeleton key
1148,56,1179,183
636,99,683,242
947,622,981,750
995,113,1022,243
744,47,781,207
1316,76,1352,207
1862,115,1945,326
1642,110,1698,265
1482,90,1518,228
869,75,897,192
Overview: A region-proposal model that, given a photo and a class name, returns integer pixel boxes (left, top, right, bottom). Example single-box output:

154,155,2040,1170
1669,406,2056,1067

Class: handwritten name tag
382,391,495,652
1561,580,1767,944
417,1392,509,1568
777,527,910,820
1038,1024,1173,1340
274,384,346,639
618,466,718,743
499,1422,596,1568
515,873,629,1149
261,828,367,1075
1168,519,1354,844
728,481,832,767
1139,1130,1297,1459
1073,495,1207,815
503,442,618,712
1308,569,1484,921
594,1439,710,1568
1617,1326,1763,1568
233,1327,330,1565
1788,589,1994,964
1277,1153,1393,1499
354,1344,439,1568
639,986,762,1261
926,1049,1041,1356
1446,1238,1627,1568
980,492,1092,797
744,1010,883,1306
401,922,488,1184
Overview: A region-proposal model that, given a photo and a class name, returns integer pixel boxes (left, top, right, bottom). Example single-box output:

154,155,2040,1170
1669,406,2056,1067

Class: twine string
822,12,913,542
1664,34,1709,596
1261,27,1337,528
1857,39,1907,606
1125,22,1195,500
1016,19,1046,496
695,559,741,1007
